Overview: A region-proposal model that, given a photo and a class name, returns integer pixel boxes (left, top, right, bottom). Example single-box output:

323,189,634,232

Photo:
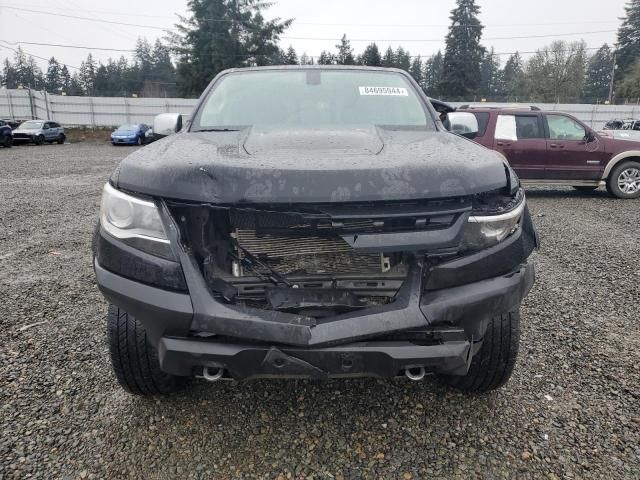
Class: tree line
1,38,176,98
2,0,640,103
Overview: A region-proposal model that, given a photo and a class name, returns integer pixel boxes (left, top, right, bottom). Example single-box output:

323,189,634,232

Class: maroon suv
448,106,640,199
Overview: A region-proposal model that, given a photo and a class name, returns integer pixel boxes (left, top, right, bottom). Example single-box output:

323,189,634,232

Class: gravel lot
1,143,638,479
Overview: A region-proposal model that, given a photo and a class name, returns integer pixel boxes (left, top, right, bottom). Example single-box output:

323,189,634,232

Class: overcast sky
0,0,628,72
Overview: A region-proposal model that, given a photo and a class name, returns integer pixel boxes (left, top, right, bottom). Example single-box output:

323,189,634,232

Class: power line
0,5,617,42
0,40,136,53
0,39,605,59
0,4,619,28
0,6,168,31
0,42,80,69
283,30,616,42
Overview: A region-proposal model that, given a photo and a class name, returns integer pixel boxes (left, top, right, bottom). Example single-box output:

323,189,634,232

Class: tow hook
405,367,426,381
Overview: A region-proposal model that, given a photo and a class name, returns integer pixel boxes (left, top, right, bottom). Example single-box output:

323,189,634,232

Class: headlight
100,183,168,243
459,197,526,252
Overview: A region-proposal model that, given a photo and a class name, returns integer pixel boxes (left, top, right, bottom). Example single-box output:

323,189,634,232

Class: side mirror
153,113,183,138
586,130,596,142
446,112,479,139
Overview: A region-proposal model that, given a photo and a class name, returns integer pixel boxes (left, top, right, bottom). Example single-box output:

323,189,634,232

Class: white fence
0,89,198,127
1,88,640,130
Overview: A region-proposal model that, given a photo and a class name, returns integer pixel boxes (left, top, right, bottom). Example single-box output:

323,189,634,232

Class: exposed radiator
235,229,387,275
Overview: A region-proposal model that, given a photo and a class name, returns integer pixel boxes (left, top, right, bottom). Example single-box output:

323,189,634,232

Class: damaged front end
95,180,536,381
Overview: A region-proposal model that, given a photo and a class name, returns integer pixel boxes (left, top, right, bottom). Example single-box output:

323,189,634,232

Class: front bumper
94,203,537,379
111,137,138,144
11,134,35,143
95,256,533,378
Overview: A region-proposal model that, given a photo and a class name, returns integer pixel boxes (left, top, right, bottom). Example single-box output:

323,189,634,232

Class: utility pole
608,48,617,104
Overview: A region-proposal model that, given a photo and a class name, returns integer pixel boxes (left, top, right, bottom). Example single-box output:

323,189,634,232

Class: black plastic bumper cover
158,337,473,379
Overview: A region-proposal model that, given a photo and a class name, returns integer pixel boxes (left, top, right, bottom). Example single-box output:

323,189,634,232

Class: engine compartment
168,198,473,317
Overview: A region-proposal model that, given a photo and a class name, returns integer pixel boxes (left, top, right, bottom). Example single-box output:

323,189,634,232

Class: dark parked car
12,120,65,145
454,106,640,198
94,66,537,396
1,118,21,130
110,123,152,145
0,120,12,148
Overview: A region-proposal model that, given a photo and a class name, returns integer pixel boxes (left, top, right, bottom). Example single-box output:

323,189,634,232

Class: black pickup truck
94,66,537,396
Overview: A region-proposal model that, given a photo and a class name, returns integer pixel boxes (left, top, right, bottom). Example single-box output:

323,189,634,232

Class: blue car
111,124,151,146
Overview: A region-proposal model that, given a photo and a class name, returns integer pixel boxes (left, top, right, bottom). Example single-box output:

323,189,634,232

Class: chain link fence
2,88,640,130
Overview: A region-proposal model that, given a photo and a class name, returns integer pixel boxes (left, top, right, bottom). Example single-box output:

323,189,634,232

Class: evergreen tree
284,45,298,65
60,65,72,94
69,72,84,96
583,44,613,101
335,34,355,65
45,57,62,93
12,47,43,89
501,52,525,100
266,48,287,65
479,48,501,99
618,58,640,99
409,56,424,86
360,43,382,66
170,0,292,97
616,0,640,79
440,0,485,99
382,46,395,68
395,47,411,71
148,39,177,96
423,51,444,97
79,53,97,95
2,58,17,89
318,51,335,65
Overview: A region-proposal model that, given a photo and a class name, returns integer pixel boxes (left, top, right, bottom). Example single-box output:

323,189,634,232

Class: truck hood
111,126,508,204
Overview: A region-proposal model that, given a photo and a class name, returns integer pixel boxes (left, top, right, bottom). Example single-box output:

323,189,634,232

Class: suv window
495,114,542,141
546,115,586,140
470,112,490,136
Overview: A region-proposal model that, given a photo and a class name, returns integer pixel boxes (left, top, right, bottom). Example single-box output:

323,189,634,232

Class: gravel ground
0,143,638,480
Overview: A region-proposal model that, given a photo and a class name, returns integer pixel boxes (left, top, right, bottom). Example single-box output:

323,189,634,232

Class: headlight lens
100,183,168,243
459,197,526,252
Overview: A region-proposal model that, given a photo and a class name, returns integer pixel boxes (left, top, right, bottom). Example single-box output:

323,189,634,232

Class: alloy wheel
617,167,640,194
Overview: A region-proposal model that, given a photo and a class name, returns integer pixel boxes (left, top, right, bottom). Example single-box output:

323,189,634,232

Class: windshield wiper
193,128,240,132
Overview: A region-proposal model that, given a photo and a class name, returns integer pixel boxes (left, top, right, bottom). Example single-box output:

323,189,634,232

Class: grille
235,229,383,275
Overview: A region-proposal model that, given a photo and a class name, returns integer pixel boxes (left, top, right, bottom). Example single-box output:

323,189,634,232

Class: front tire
107,304,186,396
136,136,143,146
3,136,11,148
607,160,640,199
439,311,520,393
35,135,44,145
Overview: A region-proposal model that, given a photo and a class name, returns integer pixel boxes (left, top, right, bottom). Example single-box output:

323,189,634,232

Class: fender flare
603,151,640,179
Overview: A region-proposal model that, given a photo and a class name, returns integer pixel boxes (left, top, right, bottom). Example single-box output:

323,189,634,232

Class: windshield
20,121,43,130
117,124,138,132
192,69,434,131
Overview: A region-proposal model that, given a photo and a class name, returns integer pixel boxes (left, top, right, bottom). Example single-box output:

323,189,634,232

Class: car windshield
192,69,434,131
117,124,138,132
21,121,43,129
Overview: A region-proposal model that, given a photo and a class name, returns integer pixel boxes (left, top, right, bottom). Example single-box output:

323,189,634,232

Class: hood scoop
243,126,384,155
